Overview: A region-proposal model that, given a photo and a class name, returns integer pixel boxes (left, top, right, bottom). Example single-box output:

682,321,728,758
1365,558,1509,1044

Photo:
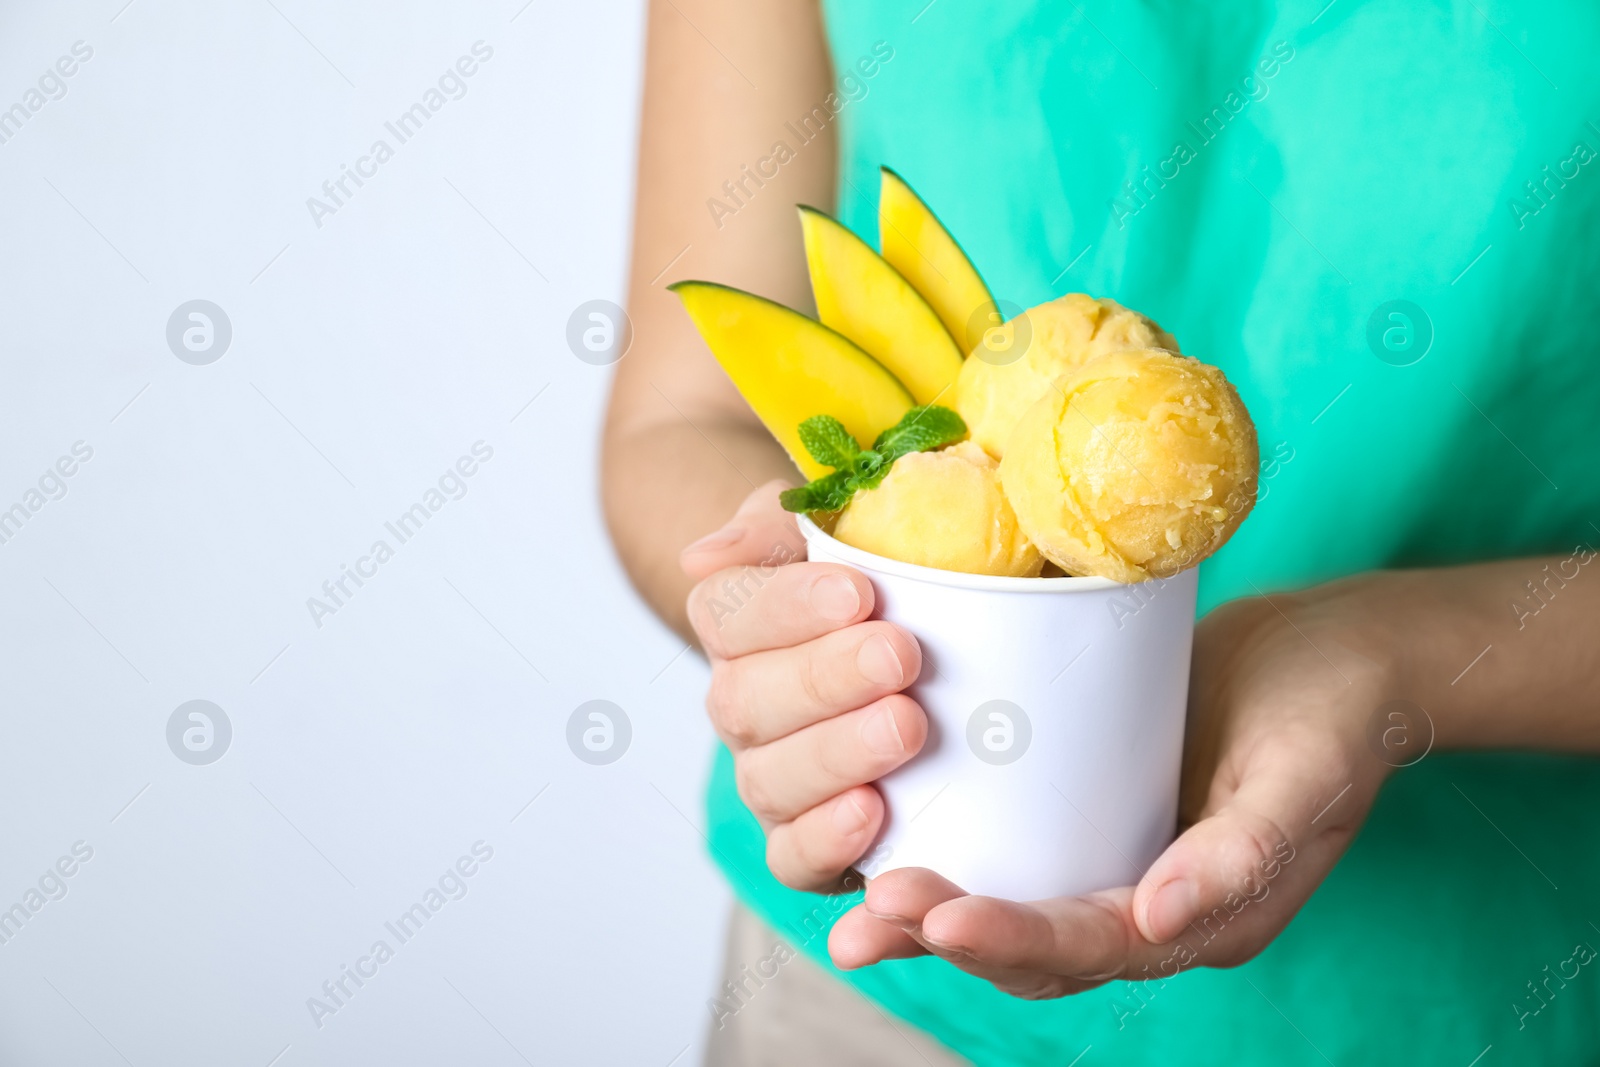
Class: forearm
1317,549,1600,752
602,416,793,640
601,0,836,640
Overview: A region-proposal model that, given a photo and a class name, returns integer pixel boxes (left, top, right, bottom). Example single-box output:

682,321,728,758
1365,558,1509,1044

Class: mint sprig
780,405,967,514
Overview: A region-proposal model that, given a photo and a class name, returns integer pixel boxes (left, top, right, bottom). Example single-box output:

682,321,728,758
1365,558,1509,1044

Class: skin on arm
603,3,921,893
603,0,837,639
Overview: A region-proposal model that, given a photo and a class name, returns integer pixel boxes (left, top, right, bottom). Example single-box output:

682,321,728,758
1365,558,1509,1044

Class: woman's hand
828,586,1400,996
683,482,1598,997
681,481,930,892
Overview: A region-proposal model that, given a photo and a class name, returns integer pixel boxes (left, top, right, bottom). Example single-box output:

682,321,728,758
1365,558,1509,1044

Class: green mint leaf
797,416,861,470
779,470,853,514
872,405,967,461
850,449,887,481
782,406,965,515
850,449,894,492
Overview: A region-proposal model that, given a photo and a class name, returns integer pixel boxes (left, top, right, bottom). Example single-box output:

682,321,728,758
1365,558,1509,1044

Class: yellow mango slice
879,167,998,356
669,281,914,481
799,206,965,406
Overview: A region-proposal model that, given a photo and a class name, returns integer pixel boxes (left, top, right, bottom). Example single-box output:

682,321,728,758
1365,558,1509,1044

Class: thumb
679,479,804,580
1130,768,1310,946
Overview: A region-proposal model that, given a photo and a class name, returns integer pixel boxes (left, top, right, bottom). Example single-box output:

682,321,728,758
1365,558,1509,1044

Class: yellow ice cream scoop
955,294,1178,459
999,349,1257,583
834,441,1043,577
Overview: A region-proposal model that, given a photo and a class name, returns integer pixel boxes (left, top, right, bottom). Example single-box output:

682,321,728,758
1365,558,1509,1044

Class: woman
603,1,1600,1063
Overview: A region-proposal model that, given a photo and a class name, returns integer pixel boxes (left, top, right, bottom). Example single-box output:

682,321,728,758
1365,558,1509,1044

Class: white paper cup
799,516,1197,902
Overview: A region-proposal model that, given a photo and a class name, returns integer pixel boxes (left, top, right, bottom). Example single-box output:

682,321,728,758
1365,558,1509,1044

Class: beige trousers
702,903,969,1066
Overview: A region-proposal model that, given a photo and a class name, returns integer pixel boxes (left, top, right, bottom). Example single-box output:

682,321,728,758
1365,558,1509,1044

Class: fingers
844,871,1156,995
919,892,1135,983
743,694,926,890
688,562,875,659
835,869,964,971
863,866,970,929
706,622,922,747
764,785,885,891
1132,737,1350,947
736,695,926,823
887,743,1357,987
1131,806,1297,947
829,904,928,969
863,868,998,971
861,870,1155,994
680,480,804,580
859,869,1099,996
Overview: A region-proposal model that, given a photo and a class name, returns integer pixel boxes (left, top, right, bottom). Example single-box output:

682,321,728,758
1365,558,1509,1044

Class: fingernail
860,704,905,757
832,794,869,834
857,634,904,688
1143,879,1198,942
809,574,861,622
684,526,744,553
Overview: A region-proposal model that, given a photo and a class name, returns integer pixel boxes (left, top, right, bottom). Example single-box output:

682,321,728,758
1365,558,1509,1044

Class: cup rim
797,515,1126,594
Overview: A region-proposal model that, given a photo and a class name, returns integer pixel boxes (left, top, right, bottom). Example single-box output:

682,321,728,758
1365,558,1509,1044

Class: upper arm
609,0,837,441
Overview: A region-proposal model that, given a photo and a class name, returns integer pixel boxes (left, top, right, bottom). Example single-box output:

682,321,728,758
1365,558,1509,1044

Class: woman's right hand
680,482,928,892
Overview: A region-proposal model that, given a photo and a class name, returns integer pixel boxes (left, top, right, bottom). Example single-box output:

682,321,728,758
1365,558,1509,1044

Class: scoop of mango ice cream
955,294,1179,460
833,441,1043,577
998,349,1257,583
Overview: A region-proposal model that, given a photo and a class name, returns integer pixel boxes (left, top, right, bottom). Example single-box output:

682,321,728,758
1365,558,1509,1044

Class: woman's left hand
828,585,1400,998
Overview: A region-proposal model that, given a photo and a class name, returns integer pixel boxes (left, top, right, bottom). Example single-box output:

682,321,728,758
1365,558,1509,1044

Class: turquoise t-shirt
706,3,1600,1063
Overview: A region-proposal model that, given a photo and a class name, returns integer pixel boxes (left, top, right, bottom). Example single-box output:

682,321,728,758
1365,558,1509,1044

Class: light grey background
0,1,731,1064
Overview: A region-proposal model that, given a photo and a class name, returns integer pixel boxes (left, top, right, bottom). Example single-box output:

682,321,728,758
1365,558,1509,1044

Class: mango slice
669,281,914,481
879,168,998,356
799,206,965,406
